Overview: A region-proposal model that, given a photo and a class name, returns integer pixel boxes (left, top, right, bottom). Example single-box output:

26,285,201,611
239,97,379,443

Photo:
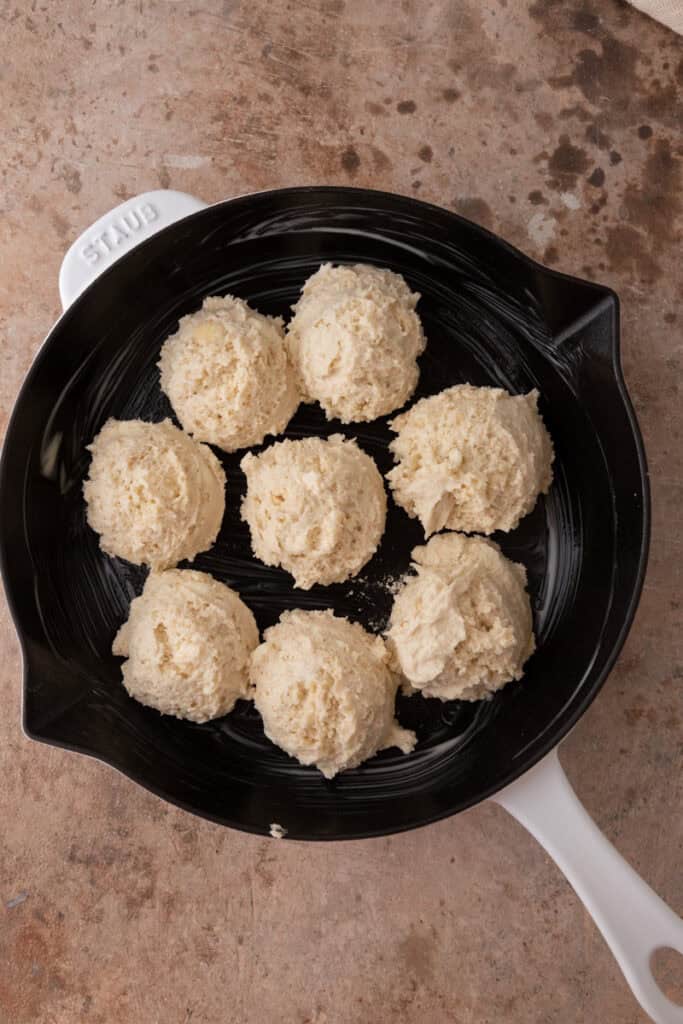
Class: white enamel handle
59,189,208,311
493,749,683,1023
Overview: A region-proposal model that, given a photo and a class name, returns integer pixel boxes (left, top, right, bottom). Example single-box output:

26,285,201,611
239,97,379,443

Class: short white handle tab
493,749,683,1024
59,189,207,311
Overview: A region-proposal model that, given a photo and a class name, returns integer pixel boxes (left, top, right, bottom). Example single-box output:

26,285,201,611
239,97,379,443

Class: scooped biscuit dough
113,569,258,723
240,435,387,589
159,295,299,452
386,533,535,701
286,263,426,423
387,384,554,535
250,609,415,778
84,418,225,570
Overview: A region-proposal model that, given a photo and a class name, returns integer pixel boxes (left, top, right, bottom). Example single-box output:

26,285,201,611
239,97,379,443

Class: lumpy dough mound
240,435,387,589
83,418,225,570
113,569,258,722
159,295,300,452
386,533,535,701
286,263,426,423
387,384,554,535
250,609,415,778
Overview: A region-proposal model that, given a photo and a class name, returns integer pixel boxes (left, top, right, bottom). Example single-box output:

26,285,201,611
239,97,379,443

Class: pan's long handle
58,190,208,311
492,749,683,1023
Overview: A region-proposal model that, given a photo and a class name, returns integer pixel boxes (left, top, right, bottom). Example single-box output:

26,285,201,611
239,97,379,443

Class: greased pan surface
0,187,649,839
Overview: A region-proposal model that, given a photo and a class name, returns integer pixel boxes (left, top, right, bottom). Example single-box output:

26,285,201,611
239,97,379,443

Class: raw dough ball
386,533,535,701
250,609,415,778
113,569,258,722
84,418,225,570
286,263,426,422
387,384,554,535
159,295,299,452
240,435,386,589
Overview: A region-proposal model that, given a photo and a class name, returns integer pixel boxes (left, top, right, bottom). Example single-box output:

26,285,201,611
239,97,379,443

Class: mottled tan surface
1,2,681,1022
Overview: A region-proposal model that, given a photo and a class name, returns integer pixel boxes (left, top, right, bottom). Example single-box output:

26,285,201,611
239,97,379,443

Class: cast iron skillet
0,187,647,835
3,188,682,1022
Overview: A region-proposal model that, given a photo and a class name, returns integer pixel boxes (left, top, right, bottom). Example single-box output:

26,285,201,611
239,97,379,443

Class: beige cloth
629,0,682,34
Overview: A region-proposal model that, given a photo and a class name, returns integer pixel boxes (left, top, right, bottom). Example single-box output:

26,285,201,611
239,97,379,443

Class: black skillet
1,188,680,1022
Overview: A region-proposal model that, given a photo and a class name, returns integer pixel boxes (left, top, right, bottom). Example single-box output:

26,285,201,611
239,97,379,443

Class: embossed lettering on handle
59,190,208,310
78,201,160,266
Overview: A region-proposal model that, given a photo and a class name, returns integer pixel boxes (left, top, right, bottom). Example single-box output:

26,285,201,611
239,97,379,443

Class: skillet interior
0,187,648,839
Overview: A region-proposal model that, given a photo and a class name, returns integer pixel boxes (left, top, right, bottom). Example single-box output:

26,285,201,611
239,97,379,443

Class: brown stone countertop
0,2,681,1022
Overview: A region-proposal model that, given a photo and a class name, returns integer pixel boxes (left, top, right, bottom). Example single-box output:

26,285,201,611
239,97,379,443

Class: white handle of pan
58,190,208,311
492,748,683,1023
